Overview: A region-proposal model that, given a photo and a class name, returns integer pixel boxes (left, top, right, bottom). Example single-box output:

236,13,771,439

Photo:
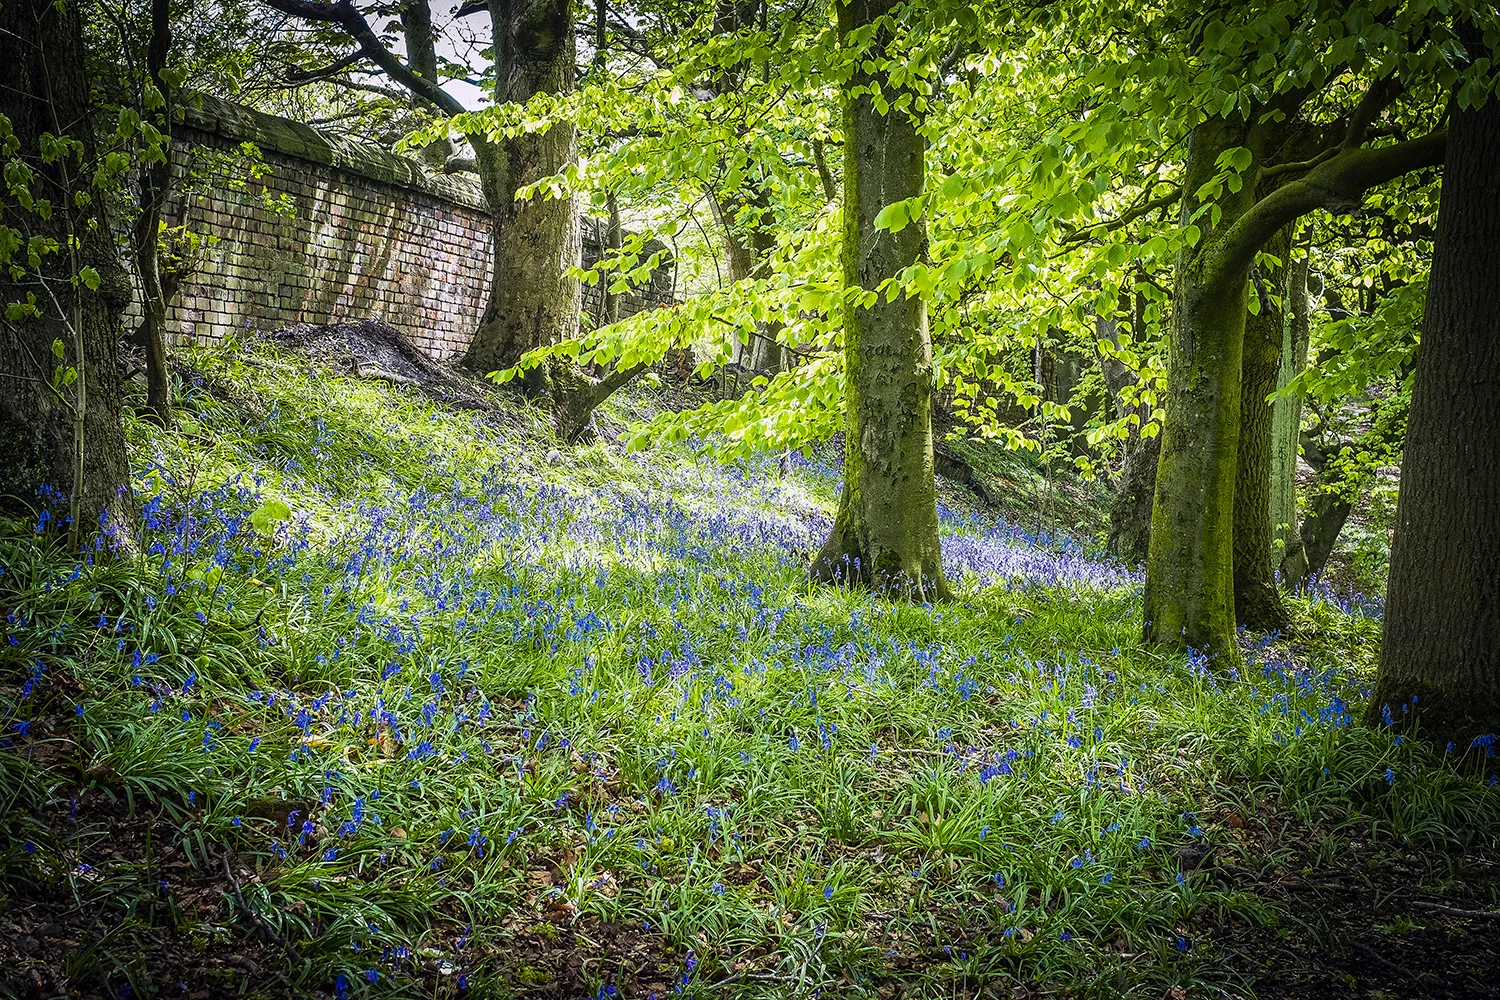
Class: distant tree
261,0,581,378
1371,32,1500,746
0,0,134,544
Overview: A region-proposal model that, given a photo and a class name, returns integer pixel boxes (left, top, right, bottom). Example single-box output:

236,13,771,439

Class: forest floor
1,335,1497,1000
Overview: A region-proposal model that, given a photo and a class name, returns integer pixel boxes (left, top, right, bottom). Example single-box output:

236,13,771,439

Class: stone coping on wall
178,92,489,213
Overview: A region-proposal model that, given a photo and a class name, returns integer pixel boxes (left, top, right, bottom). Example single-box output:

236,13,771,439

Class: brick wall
146,94,673,362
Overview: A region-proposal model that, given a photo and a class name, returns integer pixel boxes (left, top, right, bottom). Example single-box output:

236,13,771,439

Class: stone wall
146,94,672,362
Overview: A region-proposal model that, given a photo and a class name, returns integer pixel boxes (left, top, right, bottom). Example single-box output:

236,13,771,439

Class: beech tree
1145,77,1445,661
0,0,134,545
1371,37,1500,745
809,0,948,600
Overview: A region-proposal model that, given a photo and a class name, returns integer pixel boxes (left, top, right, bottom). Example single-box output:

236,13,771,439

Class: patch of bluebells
5,366,1498,999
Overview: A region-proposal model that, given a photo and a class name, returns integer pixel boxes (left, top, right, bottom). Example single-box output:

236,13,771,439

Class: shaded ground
6,793,1498,998
4,337,1495,999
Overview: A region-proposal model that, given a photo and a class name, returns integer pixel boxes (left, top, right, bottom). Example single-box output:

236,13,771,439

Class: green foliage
2,346,1496,992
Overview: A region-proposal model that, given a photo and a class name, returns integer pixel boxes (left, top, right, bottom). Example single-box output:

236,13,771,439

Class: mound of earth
265,319,499,411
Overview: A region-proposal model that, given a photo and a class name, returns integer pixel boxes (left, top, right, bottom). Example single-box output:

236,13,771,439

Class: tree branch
259,0,466,116
1059,185,1183,246
285,48,367,82
1343,75,1404,150
1210,130,1446,293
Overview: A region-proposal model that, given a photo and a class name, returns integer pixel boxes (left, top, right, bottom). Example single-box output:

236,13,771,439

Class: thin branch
284,48,367,83
1259,145,1338,181
1058,186,1183,246
259,0,466,116
1343,75,1404,150
1409,900,1500,921
1209,130,1446,295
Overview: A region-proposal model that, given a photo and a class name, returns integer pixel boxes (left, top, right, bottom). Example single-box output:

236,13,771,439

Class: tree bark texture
1145,117,1263,661
1108,433,1158,567
1370,76,1500,746
1270,250,1310,582
0,0,133,542
1232,226,1292,633
133,0,175,423
462,0,582,378
811,0,947,601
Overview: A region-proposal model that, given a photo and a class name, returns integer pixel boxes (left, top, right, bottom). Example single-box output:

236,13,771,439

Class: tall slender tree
1231,224,1293,633
1,0,134,544
811,0,947,600
1269,245,1310,582
132,0,178,424
1370,39,1500,745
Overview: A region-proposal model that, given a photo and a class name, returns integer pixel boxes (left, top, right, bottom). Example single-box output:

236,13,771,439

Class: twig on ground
1409,900,1500,920
221,850,302,972
1352,940,1418,980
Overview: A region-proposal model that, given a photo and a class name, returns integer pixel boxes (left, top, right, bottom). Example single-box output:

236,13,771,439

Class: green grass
1,339,1496,998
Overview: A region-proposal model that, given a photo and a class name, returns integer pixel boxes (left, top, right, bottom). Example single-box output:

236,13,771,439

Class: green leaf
248,498,291,533
873,201,910,233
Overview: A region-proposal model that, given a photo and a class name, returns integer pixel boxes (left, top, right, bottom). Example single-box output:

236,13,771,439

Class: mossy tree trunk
1370,67,1500,746
810,0,947,601
1144,90,1444,661
1145,117,1260,660
1270,249,1310,582
0,0,134,544
1231,225,1293,633
463,0,582,378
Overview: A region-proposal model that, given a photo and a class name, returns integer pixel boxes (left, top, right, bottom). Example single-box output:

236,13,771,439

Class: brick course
136,94,672,362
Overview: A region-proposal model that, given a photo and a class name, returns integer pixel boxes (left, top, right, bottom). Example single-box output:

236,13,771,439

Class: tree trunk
602,193,622,326
133,0,174,424
1094,299,1155,565
709,180,785,373
1288,485,1351,591
0,0,134,544
462,0,582,378
1232,227,1292,633
1108,433,1158,566
1369,69,1500,746
1270,249,1310,581
810,0,947,601
401,0,455,168
1143,94,1443,661
1144,117,1262,662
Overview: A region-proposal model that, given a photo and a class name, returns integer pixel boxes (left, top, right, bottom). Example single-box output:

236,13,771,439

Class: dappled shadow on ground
3,344,1496,999
5,791,1497,999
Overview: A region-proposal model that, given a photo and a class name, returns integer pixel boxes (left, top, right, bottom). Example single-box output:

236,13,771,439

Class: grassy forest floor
1,338,1497,1000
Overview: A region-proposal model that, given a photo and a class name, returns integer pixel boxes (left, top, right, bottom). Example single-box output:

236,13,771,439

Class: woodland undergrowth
2,341,1496,998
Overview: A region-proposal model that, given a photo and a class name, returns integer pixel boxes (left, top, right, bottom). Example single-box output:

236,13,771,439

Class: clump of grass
1,340,1496,998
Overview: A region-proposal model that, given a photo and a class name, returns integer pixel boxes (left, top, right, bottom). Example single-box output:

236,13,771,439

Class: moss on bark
810,0,947,602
